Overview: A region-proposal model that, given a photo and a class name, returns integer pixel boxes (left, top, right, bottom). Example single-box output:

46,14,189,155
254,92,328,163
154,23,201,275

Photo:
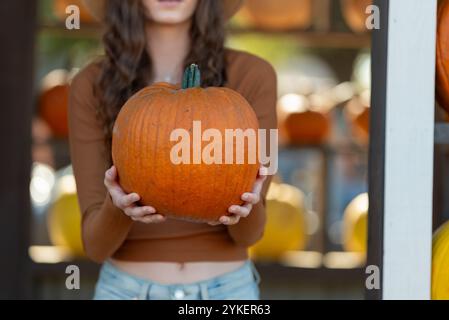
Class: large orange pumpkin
278,94,330,145
239,0,312,31
112,64,260,222
436,0,449,115
38,70,70,138
53,0,96,23
341,0,373,33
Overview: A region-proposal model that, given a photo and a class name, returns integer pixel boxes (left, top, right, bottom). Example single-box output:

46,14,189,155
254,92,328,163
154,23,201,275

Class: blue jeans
93,260,261,300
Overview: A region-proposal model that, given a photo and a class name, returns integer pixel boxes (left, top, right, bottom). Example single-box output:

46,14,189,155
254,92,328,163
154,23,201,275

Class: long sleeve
226,52,278,246
68,62,133,263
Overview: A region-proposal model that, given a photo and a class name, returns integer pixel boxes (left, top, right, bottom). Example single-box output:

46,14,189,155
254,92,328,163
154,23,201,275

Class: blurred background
26,0,373,299
1,0,446,301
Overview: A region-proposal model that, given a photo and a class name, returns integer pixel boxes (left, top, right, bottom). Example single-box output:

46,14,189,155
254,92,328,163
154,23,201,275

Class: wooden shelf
38,22,370,49
256,262,364,284
230,28,371,49
39,22,103,38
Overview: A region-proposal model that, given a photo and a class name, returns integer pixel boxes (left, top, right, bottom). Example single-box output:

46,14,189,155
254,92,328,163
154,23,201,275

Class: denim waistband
98,259,261,300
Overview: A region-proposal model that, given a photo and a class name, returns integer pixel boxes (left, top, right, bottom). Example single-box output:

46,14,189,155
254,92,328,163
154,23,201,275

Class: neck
145,20,191,84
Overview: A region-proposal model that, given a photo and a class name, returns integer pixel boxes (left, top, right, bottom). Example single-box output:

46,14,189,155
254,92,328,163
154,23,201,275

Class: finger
137,214,166,224
208,221,221,226
125,206,156,218
219,215,240,225
104,167,124,195
118,193,140,208
241,192,260,205
252,174,267,195
228,205,251,218
104,166,117,187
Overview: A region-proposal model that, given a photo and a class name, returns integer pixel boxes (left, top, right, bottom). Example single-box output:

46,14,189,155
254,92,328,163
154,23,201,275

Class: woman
68,0,277,300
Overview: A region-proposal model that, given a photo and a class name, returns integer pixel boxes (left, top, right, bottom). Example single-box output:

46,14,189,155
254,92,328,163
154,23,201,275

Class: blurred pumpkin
47,170,84,256
32,117,54,167
432,220,449,300
353,108,369,136
250,182,308,260
278,94,330,145
342,193,368,253
436,0,449,115
38,70,70,138
53,0,96,23
341,0,373,33
345,93,370,143
239,0,312,30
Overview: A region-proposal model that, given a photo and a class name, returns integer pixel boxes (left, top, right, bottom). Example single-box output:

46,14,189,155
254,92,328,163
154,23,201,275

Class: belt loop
249,260,261,284
199,282,209,300
138,282,151,300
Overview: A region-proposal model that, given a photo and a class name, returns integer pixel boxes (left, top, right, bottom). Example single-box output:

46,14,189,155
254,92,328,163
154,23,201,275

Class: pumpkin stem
182,64,201,89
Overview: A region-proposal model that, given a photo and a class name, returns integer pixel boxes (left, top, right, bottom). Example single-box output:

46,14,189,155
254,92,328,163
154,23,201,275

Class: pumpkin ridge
224,89,258,206
171,88,184,216
200,89,216,216
186,88,197,218
125,98,142,194
135,97,149,196
141,93,159,205
122,103,136,194
149,93,167,212
221,90,246,207
209,89,236,212
230,89,260,197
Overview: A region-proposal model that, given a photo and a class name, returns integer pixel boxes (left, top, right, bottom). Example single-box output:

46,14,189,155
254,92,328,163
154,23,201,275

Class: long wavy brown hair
95,0,227,154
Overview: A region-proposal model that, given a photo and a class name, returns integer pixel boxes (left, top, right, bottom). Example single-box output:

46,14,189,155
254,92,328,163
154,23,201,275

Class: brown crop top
68,48,277,263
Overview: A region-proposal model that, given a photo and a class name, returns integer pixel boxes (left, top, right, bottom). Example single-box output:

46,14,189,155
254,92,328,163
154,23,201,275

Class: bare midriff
109,258,246,284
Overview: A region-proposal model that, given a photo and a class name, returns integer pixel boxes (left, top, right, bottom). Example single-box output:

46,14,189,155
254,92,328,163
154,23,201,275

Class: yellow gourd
47,173,84,256
342,193,368,253
432,221,449,300
250,182,308,260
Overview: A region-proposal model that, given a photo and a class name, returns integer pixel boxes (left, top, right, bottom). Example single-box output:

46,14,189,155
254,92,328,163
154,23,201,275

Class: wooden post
368,0,436,299
0,0,37,299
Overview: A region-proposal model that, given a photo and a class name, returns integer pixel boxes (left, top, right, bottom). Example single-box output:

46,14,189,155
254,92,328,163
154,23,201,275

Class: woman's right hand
104,166,166,224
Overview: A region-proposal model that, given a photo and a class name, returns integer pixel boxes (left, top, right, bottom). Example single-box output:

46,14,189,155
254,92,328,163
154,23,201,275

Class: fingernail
146,207,155,213
242,194,250,201
221,217,229,223
260,167,268,176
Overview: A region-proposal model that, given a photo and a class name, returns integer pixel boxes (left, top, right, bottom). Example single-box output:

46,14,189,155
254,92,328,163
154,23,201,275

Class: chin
150,14,189,25
144,0,198,25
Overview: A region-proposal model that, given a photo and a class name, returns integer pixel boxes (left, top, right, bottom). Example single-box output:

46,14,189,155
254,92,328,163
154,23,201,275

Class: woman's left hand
208,166,268,226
